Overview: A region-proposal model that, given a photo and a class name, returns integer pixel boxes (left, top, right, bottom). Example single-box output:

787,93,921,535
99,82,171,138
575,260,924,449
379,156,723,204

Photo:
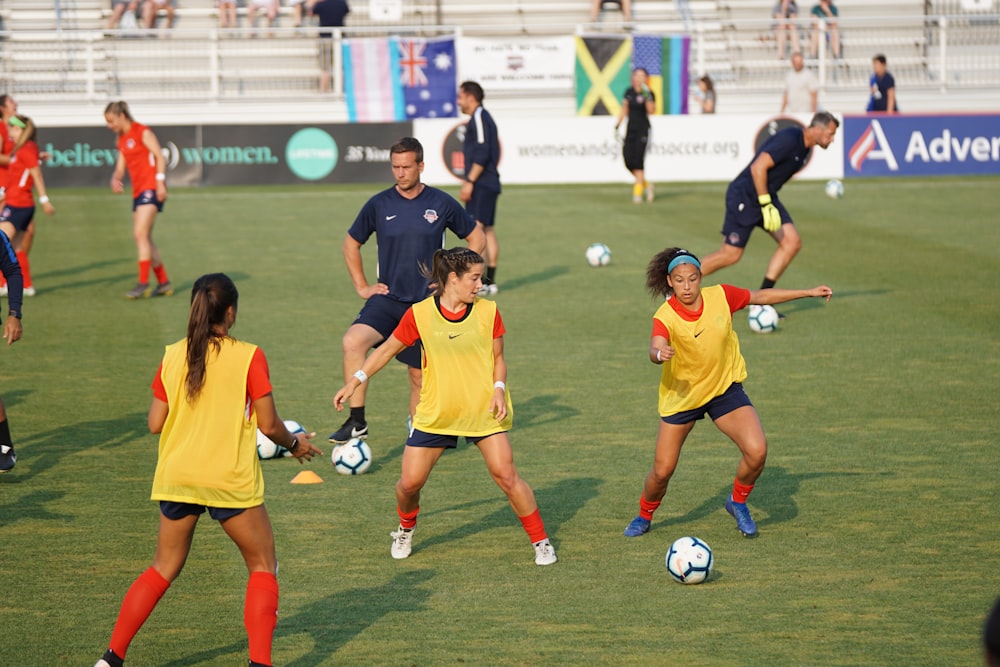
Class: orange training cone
290,470,323,484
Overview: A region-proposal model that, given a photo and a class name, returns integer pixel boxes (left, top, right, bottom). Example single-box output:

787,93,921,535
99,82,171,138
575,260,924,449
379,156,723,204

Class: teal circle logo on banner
286,128,338,180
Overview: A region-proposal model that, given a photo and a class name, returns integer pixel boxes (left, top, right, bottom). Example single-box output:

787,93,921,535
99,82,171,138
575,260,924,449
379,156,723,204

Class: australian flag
399,36,457,119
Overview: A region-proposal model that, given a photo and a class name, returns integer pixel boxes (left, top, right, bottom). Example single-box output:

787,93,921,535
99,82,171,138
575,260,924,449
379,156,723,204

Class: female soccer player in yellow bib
334,247,557,566
623,248,831,539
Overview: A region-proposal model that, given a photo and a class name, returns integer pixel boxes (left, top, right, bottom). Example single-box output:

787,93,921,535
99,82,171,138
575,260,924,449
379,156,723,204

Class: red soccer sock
397,505,419,530
138,259,152,284
731,480,754,505
108,567,170,658
517,508,548,544
152,263,169,285
245,571,279,667
15,251,31,288
639,496,662,521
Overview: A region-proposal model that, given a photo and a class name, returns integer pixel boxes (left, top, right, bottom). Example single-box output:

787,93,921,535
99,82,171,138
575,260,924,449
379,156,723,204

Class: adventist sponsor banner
844,114,1000,177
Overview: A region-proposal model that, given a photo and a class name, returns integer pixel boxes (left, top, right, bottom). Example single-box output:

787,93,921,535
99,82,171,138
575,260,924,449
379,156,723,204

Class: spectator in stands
247,0,280,35
590,0,632,24
142,0,176,30
107,0,141,31
772,0,800,59
288,0,309,28
311,0,350,93
866,53,898,113
694,75,716,114
217,0,238,29
810,0,841,59
781,52,818,113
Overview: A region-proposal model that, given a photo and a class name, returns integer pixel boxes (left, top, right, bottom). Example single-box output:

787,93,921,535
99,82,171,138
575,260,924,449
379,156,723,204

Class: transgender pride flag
342,37,405,122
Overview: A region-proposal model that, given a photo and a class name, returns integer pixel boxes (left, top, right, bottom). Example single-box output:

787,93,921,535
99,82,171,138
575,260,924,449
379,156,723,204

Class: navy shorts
160,500,247,521
354,294,422,368
661,382,753,425
623,132,649,172
722,188,791,248
466,186,499,227
406,428,504,449
133,189,165,212
0,205,34,232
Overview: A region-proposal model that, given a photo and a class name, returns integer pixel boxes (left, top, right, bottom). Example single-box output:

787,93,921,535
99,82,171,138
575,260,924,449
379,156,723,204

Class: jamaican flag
574,35,632,116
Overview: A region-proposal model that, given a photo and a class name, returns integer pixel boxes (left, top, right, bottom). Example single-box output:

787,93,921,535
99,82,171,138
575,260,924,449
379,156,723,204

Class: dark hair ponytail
185,273,239,401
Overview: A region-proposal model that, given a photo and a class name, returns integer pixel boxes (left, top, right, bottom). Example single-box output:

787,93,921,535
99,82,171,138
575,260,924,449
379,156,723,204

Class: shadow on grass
514,393,580,428
157,569,436,667
775,288,891,317
415,476,602,554
498,265,570,293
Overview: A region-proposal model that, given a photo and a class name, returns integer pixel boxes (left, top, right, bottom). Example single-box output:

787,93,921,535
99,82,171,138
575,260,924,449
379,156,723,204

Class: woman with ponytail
94,273,321,667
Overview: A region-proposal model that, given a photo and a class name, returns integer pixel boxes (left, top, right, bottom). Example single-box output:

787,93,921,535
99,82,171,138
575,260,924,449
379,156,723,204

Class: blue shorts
406,428,504,449
354,294,422,368
722,187,791,248
133,189,165,212
160,500,247,521
661,382,753,425
0,205,35,232
466,187,499,227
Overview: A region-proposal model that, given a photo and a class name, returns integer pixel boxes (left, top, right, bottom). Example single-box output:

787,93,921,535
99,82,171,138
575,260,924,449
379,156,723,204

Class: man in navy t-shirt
329,137,485,445
310,0,349,92
699,112,839,299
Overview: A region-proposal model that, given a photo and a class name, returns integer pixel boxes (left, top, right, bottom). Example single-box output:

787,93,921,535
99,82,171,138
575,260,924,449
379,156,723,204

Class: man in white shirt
781,52,818,113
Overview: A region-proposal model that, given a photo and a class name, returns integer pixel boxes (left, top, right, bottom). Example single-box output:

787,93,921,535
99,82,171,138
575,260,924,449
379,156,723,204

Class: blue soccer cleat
623,516,651,537
725,497,758,537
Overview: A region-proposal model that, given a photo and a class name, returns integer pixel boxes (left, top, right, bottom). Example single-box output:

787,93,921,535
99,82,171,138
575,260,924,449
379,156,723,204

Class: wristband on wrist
656,349,662,362
758,194,772,206
354,369,368,383
494,380,506,391
155,173,166,181
38,196,49,204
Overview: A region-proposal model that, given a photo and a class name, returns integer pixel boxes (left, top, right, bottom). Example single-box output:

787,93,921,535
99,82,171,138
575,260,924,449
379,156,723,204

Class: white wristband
353,370,368,383
155,173,166,181
38,196,49,204
656,349,662,362
494,381,506,391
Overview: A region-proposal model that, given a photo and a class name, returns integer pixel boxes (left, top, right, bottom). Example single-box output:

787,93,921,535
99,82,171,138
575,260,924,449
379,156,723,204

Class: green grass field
1,176,998,666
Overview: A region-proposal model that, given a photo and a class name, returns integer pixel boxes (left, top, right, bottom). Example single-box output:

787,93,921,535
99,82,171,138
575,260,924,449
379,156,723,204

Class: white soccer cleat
533,539,557,566
390,526,414,559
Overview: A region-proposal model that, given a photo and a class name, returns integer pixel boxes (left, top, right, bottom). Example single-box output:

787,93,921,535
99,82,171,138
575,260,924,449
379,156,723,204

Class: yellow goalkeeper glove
758,194,782,232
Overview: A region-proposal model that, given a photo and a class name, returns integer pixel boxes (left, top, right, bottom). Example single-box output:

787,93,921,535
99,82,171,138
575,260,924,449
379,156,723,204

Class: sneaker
477,283,498,296
153,281,174,297
23,286,36,297
328,417,368,444
725,496,758,537
533,539,557,566
776,310,787,320
623,516,650,537
0,444,15,473
632,194,642,204
125,282,151,299
390,526,414,559
645,182,655,203
95,649,124,667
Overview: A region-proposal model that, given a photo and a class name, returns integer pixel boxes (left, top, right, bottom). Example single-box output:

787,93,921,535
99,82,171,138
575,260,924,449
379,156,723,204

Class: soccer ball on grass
585,243,611,267
332,437,373,475
747,304,780,334
257,419,307,460
665,536,714,584
825,178,844,199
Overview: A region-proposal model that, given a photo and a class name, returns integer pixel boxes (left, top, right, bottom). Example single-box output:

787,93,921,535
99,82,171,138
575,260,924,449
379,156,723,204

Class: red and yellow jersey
0,123,11,182
652,284,750,417
4,141,40,208
118,121,157,198
151,338,266,508
394,296,512,436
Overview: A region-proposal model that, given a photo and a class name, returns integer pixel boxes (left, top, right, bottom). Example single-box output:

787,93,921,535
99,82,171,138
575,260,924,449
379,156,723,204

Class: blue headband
667,254,701,273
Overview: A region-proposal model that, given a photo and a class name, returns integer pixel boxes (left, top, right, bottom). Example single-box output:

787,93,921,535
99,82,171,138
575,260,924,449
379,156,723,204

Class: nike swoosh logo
448,333,462,339
386,215,397,220
694,330,704,338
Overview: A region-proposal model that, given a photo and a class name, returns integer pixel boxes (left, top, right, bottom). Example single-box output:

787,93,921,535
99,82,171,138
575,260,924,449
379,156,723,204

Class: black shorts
0,205,34,232
661,382,753,425
406,428,504,448
466,186,499,227
721,187,791,248
159,500,248,521
133,189,165,212
354,294,422,368
623,132,649,172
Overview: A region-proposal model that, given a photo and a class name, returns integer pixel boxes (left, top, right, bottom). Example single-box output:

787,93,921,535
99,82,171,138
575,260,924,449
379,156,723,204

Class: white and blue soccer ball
825,178,845,199
747,304,780,334
332,437,373,475
257,420,307,460
665,536,714,584
585,243,612,267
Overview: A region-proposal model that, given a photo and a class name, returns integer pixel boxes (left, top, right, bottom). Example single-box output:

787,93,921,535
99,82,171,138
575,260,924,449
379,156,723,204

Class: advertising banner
40,123,412,188
458,36,576,92
415,113,844,186
843,114,1000,177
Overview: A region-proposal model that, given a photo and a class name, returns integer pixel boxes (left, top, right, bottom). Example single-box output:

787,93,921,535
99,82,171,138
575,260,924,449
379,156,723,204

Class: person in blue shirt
866,54,898,113
0,229,23,473
457,81,502,295
699,112,839,298
328,137,485,445
309,0,350,92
